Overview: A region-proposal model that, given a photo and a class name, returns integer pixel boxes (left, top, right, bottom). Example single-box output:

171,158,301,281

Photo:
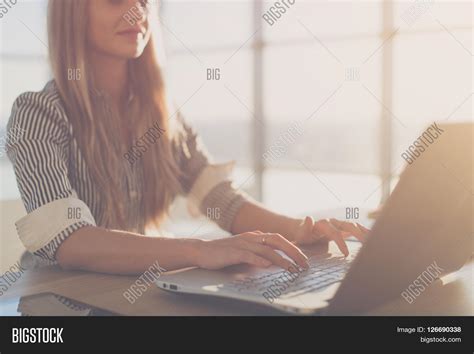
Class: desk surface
2,242,473,316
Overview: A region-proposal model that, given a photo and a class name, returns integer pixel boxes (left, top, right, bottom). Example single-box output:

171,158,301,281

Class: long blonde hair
48,0,183,230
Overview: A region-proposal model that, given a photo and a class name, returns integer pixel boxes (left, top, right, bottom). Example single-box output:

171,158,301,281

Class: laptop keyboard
226,251,358,299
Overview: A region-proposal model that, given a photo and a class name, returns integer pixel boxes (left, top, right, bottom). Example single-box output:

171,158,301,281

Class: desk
1,242,472,316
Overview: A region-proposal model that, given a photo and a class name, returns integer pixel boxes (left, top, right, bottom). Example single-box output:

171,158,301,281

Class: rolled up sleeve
174,114,251,232
7,91,96,262
15,194,96,261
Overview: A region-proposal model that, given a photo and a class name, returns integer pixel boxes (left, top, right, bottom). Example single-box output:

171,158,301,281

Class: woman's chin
113,42,146,60
115,48,145,60
129,51,145,59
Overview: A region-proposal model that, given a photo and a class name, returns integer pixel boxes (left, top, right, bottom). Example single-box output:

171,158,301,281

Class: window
162,0,472,216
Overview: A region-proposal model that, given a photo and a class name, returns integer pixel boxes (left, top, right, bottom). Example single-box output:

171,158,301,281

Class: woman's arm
56,227,201,274
56,226,309,274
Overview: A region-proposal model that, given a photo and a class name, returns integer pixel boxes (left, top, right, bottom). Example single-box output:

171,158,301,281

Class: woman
6,0,369,275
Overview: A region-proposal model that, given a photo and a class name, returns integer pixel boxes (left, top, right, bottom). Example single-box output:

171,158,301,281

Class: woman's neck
90,52,129,106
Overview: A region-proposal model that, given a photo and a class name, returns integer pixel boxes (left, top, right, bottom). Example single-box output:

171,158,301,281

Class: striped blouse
6,81,249,263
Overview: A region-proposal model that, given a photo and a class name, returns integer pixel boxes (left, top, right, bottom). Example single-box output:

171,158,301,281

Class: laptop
156,123,473,315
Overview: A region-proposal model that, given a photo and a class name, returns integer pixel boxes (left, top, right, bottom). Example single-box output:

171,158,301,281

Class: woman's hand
194,231,309,271
289,216,370,257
